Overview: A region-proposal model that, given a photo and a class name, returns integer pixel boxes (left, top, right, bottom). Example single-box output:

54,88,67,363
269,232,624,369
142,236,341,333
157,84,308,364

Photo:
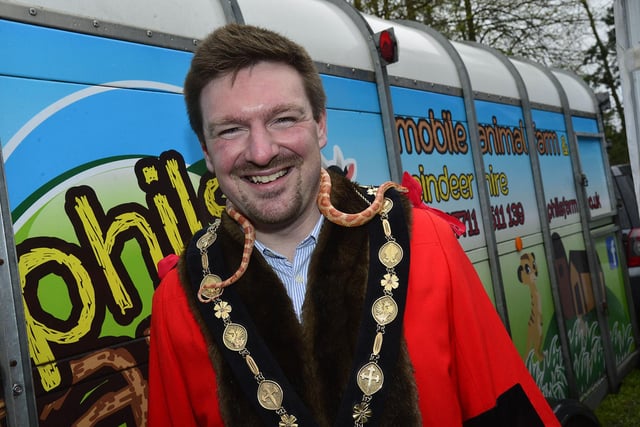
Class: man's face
200,61,327,231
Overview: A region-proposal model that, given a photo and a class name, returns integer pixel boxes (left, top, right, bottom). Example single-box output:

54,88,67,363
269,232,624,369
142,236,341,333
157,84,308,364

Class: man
148,23,559,426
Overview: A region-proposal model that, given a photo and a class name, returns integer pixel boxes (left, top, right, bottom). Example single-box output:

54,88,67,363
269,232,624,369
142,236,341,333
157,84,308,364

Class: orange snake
197,168,406,301
317,168,407,226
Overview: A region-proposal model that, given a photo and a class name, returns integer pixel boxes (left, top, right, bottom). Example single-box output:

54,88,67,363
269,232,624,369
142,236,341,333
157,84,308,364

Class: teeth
249,170,286,184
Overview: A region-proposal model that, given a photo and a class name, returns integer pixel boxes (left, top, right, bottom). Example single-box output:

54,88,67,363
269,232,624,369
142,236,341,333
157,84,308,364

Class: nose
246,124,278,165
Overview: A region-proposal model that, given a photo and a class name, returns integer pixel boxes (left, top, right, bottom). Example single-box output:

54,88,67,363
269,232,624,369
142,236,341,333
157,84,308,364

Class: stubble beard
241,185,304,226
236,161,308,228
229,154,321,228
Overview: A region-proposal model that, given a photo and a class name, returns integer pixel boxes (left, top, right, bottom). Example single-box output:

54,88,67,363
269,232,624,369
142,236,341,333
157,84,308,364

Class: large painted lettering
20,240,98,391
396,108,590,237
18,150,221,396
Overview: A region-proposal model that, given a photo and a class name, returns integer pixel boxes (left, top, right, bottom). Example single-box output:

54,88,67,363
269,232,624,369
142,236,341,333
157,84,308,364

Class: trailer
1,0,638,425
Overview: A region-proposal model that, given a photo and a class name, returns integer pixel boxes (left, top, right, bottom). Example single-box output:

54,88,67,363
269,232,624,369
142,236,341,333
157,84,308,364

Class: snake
197,168,407,299
197,201,255,301
317,168,407,226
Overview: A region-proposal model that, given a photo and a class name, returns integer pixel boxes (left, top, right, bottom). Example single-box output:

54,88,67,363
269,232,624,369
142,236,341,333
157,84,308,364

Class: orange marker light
515,236,523,252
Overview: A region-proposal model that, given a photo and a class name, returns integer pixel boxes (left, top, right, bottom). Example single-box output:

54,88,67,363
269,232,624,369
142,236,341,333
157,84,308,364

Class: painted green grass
595,368,640,426
526,334,569,399
567,316,605,395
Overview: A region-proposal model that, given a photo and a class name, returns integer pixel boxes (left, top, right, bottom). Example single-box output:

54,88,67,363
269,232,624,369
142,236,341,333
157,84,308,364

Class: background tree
580,2,627,164
348,0,627,164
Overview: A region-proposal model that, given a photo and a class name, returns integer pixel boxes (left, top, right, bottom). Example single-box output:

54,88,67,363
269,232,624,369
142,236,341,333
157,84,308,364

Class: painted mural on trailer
391,85,634,399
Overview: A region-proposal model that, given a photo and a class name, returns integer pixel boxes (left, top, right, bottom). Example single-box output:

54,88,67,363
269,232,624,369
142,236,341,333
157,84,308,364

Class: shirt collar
255,215,325,259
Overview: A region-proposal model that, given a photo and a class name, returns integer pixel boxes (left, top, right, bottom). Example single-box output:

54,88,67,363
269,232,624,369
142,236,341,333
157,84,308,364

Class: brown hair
184,23,326,146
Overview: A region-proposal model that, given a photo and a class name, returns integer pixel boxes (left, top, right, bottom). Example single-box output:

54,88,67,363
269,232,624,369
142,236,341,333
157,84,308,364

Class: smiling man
148,24,559,427
199,60,326,259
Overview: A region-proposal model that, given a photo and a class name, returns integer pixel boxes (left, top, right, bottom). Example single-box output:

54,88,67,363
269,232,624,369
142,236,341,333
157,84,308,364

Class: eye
216,126,244,140
272,115,297,128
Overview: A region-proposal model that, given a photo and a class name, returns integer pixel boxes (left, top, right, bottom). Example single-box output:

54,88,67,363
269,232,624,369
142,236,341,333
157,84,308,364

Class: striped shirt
254,216,324,321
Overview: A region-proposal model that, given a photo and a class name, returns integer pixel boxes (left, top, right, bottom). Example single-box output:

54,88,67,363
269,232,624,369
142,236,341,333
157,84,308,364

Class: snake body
317,168,406,226
197,168,406,299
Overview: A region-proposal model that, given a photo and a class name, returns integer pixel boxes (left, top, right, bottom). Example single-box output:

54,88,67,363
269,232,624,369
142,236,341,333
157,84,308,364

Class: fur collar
179,170,422,426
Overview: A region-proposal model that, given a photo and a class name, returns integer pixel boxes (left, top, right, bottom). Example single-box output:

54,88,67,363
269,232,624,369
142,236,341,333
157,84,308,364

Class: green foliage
606,125,630,166
595,368,640,427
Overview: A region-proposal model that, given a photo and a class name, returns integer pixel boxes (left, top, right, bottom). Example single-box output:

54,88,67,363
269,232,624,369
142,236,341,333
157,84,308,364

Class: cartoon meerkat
518,252,545,360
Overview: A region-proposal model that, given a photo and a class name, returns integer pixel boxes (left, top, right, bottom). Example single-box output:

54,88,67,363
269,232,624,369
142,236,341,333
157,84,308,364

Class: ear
317,110,328,149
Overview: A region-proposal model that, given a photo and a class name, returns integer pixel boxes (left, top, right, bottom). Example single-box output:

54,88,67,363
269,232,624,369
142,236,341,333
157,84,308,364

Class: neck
254,208,322,261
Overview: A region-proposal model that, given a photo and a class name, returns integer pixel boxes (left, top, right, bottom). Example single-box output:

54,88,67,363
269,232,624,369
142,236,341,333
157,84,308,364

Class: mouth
246,168,289,184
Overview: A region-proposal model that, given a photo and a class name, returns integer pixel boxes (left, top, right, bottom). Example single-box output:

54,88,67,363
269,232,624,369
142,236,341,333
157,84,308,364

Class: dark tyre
552,399,601,427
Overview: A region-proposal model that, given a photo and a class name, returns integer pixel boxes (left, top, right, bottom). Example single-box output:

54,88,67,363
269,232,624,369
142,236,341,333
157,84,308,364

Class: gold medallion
222,323,248,351
378,241,403,268
199,274,223,300
201,252,209,270
381,197,393,214
196,230,217,250
371,295,398,326
257,380,284,410
356,362,384,396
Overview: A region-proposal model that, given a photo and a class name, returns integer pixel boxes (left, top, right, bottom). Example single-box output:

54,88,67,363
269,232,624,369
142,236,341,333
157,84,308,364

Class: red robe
149,186,559,426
